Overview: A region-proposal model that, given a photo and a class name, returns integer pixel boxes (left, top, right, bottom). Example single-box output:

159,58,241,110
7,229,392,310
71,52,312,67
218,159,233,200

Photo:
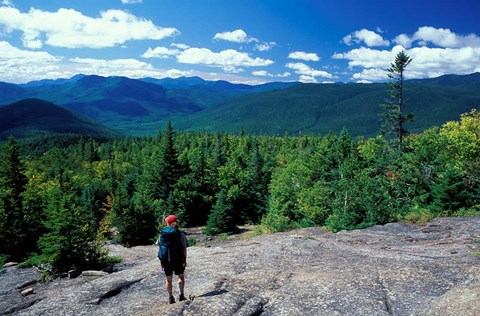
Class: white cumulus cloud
332,46,402,69
69,57,196,79
352,68,389,81
255,42,276,51
288,51,320,62
213,29,257,43
70,57,153,76
252,70,290,77
0,41,62,83
299,75,318,83
285,62,333,79
407,45,480,77
393,34,413,49
0,7,179,49
343,29,390,47
0,40,197,83
177,48,273,71
171,43,190,50
142,46,181,59
394,26,480,49
333,38,480,81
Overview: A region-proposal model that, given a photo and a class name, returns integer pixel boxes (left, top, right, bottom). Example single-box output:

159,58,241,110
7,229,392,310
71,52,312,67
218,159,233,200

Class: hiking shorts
161,261,185,277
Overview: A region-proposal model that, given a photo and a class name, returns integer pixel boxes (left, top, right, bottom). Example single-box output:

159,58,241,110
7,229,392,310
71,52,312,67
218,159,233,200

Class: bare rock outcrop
1,216,479,315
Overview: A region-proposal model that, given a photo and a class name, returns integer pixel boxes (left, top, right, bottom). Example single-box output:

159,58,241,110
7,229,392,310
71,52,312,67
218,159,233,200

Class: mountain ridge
0,98,121,140
0,72,479,137
173,77,480,137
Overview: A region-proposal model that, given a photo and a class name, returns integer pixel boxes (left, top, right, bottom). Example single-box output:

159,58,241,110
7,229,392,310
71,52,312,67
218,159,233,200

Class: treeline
1,111,479,272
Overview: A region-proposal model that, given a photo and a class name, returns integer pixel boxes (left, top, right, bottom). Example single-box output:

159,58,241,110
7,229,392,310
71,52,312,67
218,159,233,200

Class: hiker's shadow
197,289,229,297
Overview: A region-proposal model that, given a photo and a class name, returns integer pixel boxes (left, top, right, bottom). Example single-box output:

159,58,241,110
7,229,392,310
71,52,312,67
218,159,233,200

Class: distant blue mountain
0,82,28,103
19,74,87,88
0,98,121,140
1,75,204,134
140,76,298,108
141,76,207,88
142,76,298,92
0,72,479,137
173,74,480,137
407,72,480,89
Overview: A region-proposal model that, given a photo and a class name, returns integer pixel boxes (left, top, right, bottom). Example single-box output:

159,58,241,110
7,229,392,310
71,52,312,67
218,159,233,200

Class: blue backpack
158,227,184,263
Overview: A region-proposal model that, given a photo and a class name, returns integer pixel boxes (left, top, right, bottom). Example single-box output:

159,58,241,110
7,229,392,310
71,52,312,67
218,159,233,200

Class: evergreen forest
1,108,479,272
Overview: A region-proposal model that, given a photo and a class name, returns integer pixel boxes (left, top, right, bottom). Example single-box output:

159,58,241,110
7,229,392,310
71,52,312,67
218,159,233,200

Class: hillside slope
0,75,297,135
0,99,121,140
174,77,480,137
1,73,479,137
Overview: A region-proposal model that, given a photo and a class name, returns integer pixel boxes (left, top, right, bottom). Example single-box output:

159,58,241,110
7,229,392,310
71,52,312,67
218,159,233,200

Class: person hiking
158,214,188,304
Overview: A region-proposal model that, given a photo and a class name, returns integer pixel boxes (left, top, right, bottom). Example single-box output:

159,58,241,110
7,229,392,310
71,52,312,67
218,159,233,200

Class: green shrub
39,269,53,283
253,225,268,236
452,206,480,217
261,211,298,233
0,254,6,274
187,236,197,247
238,226,266,239
17,254,45,269
219,233,229,242
399,205,434,224
105,255,123,265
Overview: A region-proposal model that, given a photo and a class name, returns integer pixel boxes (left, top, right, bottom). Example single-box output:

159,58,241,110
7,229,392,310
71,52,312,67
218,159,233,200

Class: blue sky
0,0,479,84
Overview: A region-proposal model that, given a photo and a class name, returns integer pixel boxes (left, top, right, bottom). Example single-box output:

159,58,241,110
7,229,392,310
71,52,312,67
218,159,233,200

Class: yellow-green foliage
400,205,434,225
218,233,229,242
440,109,480,162
96,194,114,240
105,255,123,264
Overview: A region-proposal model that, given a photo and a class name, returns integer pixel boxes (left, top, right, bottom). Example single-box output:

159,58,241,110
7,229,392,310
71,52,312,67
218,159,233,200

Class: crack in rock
232,296,268,316
86,278,144,305
377,275,394,315
3,297,44,315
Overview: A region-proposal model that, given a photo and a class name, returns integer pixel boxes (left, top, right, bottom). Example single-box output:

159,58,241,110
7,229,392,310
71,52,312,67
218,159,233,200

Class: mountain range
0,99,120,140
0,72,479,139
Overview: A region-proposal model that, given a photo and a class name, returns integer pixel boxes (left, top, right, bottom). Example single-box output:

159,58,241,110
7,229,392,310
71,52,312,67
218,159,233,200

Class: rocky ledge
1,216,479,315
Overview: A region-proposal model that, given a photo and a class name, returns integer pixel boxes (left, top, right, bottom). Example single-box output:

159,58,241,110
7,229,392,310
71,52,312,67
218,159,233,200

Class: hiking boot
169,295,176,304
179,294,187,301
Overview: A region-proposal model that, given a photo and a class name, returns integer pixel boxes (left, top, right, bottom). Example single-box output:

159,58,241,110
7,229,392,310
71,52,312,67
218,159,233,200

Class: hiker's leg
178,273,185,295
165,275,173,296
163,263,176,303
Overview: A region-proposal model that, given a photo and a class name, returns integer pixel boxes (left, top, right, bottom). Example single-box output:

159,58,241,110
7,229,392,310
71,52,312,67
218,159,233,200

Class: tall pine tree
380,50,414,153
204,189,237,235
145,120,180,207
0,137,28,260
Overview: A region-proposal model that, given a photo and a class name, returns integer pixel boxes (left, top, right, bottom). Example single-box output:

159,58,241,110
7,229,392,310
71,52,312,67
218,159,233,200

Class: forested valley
1,110,479,274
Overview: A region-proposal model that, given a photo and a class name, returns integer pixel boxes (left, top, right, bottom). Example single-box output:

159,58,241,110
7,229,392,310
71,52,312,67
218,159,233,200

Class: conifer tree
145,120,180,203
159,120,180,197
113,173,157,246
204,189,237,235
39,188,105,271
0,137,27,203
0,137,28,260
380,50,414,152
244,140,268,222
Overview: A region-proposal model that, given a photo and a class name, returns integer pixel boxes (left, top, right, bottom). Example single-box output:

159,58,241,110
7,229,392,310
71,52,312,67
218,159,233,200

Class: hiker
158,214,188,304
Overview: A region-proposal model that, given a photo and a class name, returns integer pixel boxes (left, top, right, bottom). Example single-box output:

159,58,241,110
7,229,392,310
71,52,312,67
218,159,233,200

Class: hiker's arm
181,233,188,263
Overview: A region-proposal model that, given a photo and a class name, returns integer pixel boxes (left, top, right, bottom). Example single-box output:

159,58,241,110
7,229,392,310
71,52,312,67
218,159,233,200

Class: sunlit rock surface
1,217,479,315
